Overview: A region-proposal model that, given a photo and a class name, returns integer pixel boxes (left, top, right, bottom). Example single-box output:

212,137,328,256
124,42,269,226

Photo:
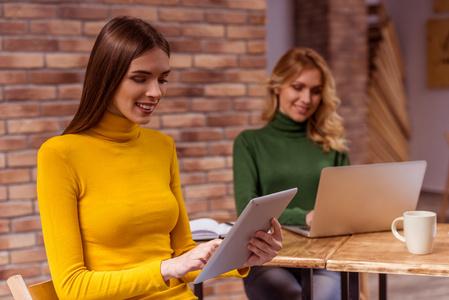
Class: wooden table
194,229,349,300
326,223,449,300
264,229,350,299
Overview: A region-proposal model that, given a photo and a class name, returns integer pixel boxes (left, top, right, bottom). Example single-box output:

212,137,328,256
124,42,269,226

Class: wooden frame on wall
426,18,449,87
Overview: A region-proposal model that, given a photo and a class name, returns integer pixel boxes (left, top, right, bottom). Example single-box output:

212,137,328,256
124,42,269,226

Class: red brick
203,41,246,54
0,220,8,234
183,24,225,38
168,40,202,53
181,0,225,7
176,144,207,157
226,70,266,83
134,0,178,4
30,20,82,35
0,137,27,152
154,24,182,37
181,71,224,83
250,13,266,25
248,84,266,96
248,41,266,54
205,12,247,24
9,184,37,200
194,54,237,69
160,9,204,22
181,129,223,142
235,98,265,111
46,53,89,68
208,114,249,127
0,169,30,185
7,151,37,168
191,99,232,112
204,84,246,97
29,134,55,149
240,55,267,68
210,142,233,155
42,102,79,116
228,0,266,10
182,157,226,171
0,264,41,280
84,21,106,37
0,154,5,169
5,37,58,52
0,252,8,266
0,186,6,201
0,200,34,219
184,184,227,199
208,169,233,183
4,4,57,19
11,248,46,264
60,5,109,19
11,217,41,234
179,173,206,185
170,54,193,68
184,200,208,214
60,85,83,100
165,85,203,98
209,196,236,210
7,119,60,134
228,26,265,39
111,9,158,20
0,21,27,35
0,103,40,119
60,38,96,52
5,86,56,101
0,122,4,136
0,54,44,69
0,71,27,85
29,71,80,84
154,100,189,113
162,114,206,128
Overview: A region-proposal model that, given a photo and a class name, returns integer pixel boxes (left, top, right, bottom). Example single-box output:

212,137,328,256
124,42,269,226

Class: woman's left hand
242,218,283,268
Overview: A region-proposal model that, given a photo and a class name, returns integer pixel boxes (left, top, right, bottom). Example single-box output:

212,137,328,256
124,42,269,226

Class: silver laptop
282,161,427,238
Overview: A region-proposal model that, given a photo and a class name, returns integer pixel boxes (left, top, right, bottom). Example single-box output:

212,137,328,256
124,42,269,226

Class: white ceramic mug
391,210,437,255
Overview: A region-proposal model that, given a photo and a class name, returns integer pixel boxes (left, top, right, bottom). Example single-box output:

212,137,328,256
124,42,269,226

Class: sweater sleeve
232,132,260,216
37,142,173,300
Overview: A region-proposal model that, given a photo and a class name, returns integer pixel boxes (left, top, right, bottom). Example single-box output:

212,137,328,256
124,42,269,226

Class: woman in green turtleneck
233,47,349,300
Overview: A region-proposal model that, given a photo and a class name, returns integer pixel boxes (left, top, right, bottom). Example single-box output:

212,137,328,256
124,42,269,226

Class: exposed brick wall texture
0,1,368,299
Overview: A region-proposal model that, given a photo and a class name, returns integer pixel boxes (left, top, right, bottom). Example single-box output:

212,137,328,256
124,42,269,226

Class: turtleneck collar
266,110,308,138
88,111,140,143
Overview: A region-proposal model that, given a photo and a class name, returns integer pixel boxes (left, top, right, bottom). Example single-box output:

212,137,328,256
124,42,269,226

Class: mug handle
391,216,406,242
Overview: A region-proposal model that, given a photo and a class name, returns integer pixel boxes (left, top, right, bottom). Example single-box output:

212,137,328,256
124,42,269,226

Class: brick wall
0,1,368,299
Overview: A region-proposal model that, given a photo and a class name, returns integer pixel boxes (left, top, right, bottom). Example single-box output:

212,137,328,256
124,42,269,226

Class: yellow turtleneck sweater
37,111,245,300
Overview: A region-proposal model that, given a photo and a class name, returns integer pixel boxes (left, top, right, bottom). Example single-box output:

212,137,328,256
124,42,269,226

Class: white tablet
193,187,298,284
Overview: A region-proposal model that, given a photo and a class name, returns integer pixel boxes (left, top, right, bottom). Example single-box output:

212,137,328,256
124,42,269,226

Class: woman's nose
145,81,162,100
300,89,312,103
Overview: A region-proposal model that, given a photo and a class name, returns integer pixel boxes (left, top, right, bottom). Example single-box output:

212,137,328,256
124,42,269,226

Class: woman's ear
274,87,280,95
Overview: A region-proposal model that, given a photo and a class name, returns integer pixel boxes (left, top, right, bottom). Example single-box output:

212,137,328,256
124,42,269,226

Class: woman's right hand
160,239,222,281
306,210,314,226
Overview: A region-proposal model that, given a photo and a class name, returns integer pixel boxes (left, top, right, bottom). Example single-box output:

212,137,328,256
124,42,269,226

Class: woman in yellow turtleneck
37,16,283,300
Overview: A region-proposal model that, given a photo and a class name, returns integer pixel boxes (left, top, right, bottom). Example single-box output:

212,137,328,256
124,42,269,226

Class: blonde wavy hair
263,47,348,153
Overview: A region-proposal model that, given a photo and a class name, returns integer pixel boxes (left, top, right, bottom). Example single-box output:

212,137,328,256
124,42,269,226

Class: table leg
379,273,387,300
341,272,348,300
300,268,313,300
194,283,203,300
340,272,359,300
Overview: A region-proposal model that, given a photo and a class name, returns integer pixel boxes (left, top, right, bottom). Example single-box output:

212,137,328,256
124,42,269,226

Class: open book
189,218,233,240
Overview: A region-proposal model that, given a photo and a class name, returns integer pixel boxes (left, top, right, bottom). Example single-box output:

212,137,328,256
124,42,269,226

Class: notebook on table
282,160,427,238
193,187,298,284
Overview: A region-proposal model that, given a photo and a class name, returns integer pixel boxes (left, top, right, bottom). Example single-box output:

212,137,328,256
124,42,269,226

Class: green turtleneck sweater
233,111,349,226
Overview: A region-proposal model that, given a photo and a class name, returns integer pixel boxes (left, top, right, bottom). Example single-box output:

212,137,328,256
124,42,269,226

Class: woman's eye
312,88,322,95
291,85,303,91
132,77,146,83
159,78,168,84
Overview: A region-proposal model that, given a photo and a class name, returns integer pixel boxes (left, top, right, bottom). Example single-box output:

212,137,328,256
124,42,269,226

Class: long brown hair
263,47,347,153
63,16,170,135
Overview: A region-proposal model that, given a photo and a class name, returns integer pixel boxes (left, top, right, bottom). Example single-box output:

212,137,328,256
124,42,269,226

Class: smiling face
108,47,170,125
275,67,323,123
